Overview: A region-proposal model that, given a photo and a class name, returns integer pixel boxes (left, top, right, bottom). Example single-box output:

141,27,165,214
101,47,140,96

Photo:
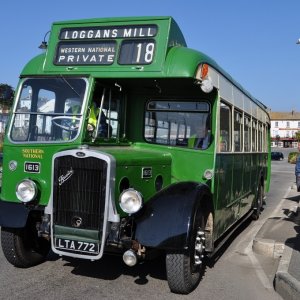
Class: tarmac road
0,151,296,300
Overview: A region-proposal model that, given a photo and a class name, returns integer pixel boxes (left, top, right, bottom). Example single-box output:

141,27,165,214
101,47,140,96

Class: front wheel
166,209,206,294
1,226,50,268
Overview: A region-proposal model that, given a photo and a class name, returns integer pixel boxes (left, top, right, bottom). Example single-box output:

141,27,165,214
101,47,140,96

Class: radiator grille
53,155,107,230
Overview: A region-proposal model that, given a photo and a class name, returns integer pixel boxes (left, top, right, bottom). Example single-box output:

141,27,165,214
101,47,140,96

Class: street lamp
296,38,300,44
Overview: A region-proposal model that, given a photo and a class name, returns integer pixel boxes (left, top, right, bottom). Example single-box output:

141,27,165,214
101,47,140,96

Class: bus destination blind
55,25,158,66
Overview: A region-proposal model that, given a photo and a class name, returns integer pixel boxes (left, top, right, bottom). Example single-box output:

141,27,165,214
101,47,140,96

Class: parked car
271,151,284,160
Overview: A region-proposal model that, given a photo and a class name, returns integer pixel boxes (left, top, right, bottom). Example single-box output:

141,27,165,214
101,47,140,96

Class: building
270,111,300,148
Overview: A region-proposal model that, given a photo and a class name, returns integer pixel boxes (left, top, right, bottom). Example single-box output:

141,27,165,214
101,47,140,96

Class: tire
1,224,50,268
252,184,263,220
166,207,206,294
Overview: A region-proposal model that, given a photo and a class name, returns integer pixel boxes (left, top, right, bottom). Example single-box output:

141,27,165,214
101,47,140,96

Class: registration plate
24,162,40,173
55,238,99,255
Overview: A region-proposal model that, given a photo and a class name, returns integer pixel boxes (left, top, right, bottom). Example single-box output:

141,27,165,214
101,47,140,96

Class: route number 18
119,40,156,65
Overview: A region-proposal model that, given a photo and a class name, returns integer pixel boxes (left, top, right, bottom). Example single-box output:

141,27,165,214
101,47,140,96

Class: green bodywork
0,16,270,245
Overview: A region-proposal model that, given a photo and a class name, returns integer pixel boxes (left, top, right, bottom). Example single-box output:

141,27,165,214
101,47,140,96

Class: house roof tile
269,111,300,120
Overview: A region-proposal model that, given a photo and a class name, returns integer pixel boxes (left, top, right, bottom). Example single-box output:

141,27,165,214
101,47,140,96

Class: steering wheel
51,116,80,132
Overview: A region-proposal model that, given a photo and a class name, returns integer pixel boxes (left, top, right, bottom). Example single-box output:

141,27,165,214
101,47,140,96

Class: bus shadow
62,252,167,284
57,216,255,285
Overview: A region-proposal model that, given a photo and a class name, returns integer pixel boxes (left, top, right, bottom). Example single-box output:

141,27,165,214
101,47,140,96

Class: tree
295,131,300,143
0,83,14,104
0,83,14,144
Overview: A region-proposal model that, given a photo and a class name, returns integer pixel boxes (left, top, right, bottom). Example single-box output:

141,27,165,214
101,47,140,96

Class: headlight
119,188,143,214
16,179,37,203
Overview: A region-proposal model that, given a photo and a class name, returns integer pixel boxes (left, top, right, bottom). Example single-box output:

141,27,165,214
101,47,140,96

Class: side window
258,122,263,152
234,109,243,152
264,124,269,152
244,115,251,152
219,102,231,152
144,100,210,149
252,119,257,152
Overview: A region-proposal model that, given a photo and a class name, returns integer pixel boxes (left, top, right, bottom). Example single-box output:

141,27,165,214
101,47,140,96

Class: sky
1,0,300,112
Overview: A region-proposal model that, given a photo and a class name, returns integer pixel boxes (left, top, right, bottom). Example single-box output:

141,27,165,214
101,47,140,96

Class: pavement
253,184,300,300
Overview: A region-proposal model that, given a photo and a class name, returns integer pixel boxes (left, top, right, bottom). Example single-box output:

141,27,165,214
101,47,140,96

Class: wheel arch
134,181,214,251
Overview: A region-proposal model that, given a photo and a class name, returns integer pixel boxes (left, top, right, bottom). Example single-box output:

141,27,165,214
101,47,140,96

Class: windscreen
10,77,87,143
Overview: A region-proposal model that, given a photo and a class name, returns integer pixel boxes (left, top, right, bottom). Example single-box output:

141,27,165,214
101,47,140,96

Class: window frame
144,99,211,149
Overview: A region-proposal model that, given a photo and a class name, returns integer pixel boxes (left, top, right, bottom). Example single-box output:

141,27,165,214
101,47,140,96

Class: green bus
0,16,270,294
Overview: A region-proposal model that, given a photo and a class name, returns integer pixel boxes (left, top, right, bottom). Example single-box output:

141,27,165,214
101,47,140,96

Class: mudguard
0,200,30,228
135,182,211,250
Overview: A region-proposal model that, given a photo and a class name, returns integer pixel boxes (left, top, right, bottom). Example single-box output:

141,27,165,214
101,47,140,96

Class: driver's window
88,87,121,140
